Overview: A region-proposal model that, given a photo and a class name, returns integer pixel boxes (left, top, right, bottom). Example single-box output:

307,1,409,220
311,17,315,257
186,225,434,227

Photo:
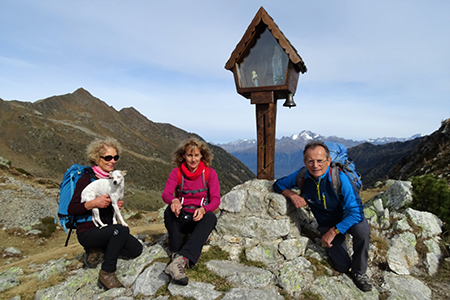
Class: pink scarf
92,166,110,179
180,161,205,181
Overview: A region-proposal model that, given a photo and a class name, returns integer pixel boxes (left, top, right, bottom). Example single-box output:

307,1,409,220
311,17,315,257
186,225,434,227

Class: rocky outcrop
0,179,447,299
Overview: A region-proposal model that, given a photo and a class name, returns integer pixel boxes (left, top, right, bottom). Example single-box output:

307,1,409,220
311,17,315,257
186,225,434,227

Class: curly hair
86,137,122,166
172,138,213,167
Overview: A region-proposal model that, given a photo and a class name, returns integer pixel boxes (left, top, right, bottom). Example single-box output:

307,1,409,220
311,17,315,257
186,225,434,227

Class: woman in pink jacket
162,138,220,285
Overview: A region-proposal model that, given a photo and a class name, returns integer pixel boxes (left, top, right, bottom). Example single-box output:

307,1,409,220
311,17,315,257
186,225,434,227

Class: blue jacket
273,167,365,234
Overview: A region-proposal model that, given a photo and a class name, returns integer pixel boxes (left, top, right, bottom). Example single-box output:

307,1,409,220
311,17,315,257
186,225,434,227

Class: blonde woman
68,137,142,290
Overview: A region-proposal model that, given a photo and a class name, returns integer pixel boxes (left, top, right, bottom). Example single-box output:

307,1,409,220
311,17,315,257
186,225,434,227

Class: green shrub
33,216,57,238
411,175,450,233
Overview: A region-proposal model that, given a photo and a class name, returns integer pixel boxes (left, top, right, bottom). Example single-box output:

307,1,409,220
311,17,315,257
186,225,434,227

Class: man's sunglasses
100,155,120,162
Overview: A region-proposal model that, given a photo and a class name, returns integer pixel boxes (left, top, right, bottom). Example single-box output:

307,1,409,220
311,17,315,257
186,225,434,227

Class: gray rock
3,247,21,257
246,240,285,264
31,258,70,281
309,274,379,300
117,244,167,287
423,237,442,275
392,217,412,232
205,260,274,288
278,237,309,260
168,281,222,300
220,189,246,213
276,256,314,298
383,272,432,300
132,262,169,296
221,287,284,300
405,208,442,238
35,268,103,300
0,267,22,293
382,181,413,210
387,232,419,275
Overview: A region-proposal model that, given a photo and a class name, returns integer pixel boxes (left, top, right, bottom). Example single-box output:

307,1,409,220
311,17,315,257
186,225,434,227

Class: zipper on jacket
314,177,327,209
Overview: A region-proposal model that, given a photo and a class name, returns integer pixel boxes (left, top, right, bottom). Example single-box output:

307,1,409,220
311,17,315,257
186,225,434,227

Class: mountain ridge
0,88,254,193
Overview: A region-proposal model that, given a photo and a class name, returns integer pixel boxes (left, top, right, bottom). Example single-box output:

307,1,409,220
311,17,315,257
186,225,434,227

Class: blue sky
1,1,449,144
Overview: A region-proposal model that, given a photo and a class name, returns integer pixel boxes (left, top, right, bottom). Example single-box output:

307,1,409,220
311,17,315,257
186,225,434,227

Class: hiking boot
352,273,372,292
165,254,189,285
84,248,104,269
98,269,124,290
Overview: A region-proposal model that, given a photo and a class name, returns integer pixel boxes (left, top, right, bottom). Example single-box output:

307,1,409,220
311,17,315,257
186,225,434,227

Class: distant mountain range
216,130,425,184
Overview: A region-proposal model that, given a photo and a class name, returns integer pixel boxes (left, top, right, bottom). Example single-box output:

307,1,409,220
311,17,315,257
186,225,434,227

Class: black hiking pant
318,218,370,275
77,224,143,273
164,206,217,265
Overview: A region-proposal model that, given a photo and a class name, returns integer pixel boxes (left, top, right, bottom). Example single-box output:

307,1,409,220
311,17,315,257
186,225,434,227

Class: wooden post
252,91,276,180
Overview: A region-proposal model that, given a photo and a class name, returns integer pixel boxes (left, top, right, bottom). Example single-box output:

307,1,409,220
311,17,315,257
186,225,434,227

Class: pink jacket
162,167,221,213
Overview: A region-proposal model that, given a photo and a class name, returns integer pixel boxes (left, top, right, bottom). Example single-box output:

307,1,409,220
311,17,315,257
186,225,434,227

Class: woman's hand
171,199,182,218
118,200,124,209
84,195,111,210
193,207,206,221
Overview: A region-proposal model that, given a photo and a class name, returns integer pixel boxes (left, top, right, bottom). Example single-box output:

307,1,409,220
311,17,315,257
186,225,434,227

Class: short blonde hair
86,137,122,166
172,138,213,167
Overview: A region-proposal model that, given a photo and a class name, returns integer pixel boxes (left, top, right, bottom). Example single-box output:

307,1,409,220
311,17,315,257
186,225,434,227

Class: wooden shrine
225,7,307,180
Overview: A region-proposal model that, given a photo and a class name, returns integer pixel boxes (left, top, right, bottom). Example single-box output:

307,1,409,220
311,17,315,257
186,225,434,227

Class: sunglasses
100,155,120,162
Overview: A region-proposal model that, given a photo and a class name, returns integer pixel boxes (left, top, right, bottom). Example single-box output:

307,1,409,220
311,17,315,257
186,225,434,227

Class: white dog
81,170,128,228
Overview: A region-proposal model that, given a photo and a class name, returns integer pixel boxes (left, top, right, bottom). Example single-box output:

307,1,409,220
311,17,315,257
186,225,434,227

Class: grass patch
306,257,335,277
360,186,388,203
0,184,19,190
238,249,266,269
124,189,165,211
188,246,233,292
32,217,57,238
301,290,323,300
370,234,389,252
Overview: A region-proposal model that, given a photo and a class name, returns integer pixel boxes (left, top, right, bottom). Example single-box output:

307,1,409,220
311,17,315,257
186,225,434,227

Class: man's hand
281,189,307,208
321,227,338,248
170,199,182,218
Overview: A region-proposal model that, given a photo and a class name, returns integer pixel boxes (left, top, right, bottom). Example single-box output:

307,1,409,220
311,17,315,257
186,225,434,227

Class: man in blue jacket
272,141,372,292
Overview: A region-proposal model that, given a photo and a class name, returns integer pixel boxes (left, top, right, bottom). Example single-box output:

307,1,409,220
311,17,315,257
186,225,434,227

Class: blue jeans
318,218,370,275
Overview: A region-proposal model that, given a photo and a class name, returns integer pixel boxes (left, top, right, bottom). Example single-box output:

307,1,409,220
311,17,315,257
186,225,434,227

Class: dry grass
360,186,386,203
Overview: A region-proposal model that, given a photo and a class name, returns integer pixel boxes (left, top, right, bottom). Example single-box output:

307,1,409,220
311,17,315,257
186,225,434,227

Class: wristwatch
334,227,340,235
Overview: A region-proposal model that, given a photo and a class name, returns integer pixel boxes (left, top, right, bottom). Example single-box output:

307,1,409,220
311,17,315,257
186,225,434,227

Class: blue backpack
55,164,95,246
296,142,362,197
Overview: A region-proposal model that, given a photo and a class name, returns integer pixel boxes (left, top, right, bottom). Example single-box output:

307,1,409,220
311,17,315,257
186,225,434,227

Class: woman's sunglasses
100,155,120,162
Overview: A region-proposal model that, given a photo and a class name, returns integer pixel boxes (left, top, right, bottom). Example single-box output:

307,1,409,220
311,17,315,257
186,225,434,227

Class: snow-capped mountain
367,134,424,145
215,130,422,178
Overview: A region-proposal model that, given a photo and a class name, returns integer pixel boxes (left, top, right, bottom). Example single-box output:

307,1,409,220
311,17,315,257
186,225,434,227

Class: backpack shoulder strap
295,167,307,191
204,166,209,185
330,163,342,199
176,167,184,196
